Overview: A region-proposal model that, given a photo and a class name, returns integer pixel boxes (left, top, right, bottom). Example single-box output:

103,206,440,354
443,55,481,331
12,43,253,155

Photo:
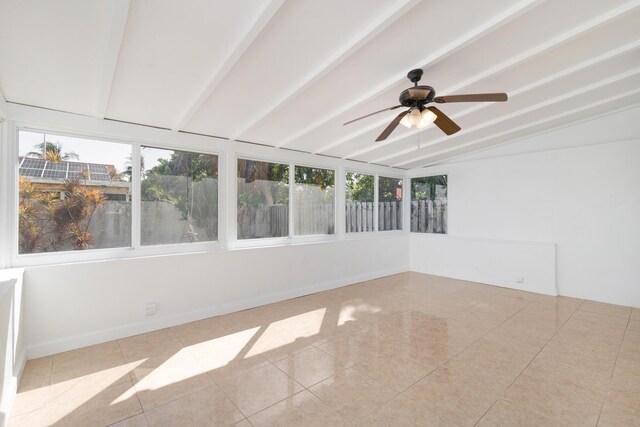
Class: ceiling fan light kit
344,68,508,142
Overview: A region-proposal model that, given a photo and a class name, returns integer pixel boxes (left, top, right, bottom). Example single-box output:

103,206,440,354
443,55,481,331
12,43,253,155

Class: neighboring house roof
18,157,116,182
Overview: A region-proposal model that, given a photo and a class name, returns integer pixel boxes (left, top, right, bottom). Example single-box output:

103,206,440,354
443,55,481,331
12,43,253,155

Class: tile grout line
594,310,632,427
499,301,594,423
411,294,542,425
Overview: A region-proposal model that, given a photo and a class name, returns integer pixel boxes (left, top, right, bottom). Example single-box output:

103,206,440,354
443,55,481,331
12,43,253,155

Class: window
294,166,335,235
141,147,218,245
345,172,374,233
237,159,289,239
411,175,447,234
378,176,403,231
17,130,132,254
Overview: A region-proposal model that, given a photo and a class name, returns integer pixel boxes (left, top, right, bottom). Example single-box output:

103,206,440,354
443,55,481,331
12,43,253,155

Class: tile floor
9,272,640,426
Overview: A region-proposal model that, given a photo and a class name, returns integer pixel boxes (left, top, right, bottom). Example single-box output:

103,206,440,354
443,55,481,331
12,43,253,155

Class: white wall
410,235,556,295
24,236,408,358
410,106,640,307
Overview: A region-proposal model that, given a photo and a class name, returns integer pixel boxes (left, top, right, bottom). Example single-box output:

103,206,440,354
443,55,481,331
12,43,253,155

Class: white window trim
2,103,412,268
11,124,225,267
408,173,449,235
377,174,406,232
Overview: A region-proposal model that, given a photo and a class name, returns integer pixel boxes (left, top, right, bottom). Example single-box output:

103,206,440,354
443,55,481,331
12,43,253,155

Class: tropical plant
26,141,79,162
18,177,107,253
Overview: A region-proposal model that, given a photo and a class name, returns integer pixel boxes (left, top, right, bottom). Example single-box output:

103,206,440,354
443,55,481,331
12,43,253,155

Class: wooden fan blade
408,87,430,100
426,106,461,136
434,93,508,103
376,110,408,142
344,105,403,126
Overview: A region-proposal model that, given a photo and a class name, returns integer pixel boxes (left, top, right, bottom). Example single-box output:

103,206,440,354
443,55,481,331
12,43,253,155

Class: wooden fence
410,199,447,234
345,201,402,232
237,199,446,237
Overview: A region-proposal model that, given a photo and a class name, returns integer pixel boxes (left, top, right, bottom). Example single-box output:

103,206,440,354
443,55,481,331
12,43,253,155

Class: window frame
3,107,409,268
377,174,406,232
232,155,339,249
11,124,224,267
344,168,377,236
409,174,449,235
292,162,337,238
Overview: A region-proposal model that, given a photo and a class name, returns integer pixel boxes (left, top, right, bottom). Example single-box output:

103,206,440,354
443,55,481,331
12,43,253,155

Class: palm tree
26,141,79,162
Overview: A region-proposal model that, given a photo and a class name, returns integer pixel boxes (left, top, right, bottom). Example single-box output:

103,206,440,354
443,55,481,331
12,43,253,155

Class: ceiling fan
343,68,508,142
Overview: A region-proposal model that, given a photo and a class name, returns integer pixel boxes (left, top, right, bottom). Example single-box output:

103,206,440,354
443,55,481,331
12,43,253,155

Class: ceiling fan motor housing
399,85,435,107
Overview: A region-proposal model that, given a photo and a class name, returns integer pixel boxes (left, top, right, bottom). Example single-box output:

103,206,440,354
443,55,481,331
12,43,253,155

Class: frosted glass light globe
407,108,422,126
417,109,437,128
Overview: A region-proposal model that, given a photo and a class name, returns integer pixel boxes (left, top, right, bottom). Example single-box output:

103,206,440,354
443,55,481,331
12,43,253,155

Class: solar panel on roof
90,173,110,182
21,159,46,169
44,162,67,171
42,170,67,180
89,164,108,174
19,168,43,177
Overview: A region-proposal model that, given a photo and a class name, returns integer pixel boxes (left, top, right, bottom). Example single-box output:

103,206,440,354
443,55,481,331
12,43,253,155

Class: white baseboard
25,266,408,359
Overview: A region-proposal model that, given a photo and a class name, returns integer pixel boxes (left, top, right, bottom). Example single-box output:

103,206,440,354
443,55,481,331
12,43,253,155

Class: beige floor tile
449,337,535,389
484,312,557,355
248,390,347,426
166,317,232,347
131,349,215,410
11,358,53,417
144,385,244,426
186,327,272,383
351,352,434,393
627,318,640,333
11,273,638,427
219,363,304,417
476,399,556,427
609,357,640,393
403,364,503,426
242,322,316,363
363,394,457,426
118,329,185,361
109,413,149,426
7,409,46,427
598,389,640,426
308,367,396,422
475,293,532,317
314,328,387,367
274,346,345,388
234,420,252,427
504,365,606,426
51,341,128,384
578,300,632,319
45,377,142,427
538,339,618,387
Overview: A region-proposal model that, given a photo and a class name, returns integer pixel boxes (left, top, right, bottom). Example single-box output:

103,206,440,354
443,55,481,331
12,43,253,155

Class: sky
19,130,171,171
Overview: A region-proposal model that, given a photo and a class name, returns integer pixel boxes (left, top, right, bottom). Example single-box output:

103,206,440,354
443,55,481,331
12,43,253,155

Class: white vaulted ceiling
1,0,639,168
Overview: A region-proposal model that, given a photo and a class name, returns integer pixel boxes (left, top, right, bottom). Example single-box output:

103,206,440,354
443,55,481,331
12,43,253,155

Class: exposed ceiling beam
391,69,640,167
415,95,640,169
425,107,640,168
365,39,640,164
229,0,421,141
95,0,131,119
273,0,544,148
171,0,285,131
337,3,640,160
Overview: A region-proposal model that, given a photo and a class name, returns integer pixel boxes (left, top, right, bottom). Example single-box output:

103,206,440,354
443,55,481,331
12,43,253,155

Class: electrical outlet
142,302,156,317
